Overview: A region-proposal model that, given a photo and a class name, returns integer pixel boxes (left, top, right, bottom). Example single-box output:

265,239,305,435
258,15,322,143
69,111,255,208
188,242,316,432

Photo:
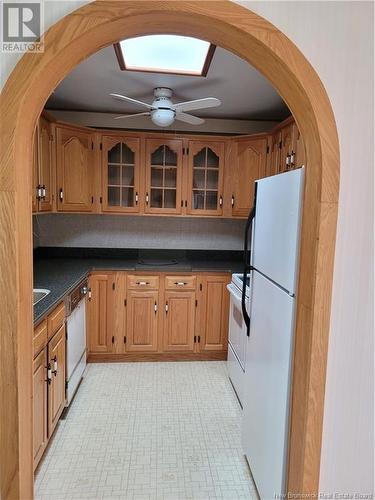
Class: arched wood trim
0,2,339,498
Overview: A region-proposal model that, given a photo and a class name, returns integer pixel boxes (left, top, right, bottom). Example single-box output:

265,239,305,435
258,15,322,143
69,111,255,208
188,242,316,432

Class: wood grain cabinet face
32,126,39,213
126,290,159,352
163,291,196,352
38,116,54,212
279,122,295,173
33,347,48,469
102,136,141,213
187,141,225,216
87,274,115,354
230,137,267,217
48,323,66,437
145,138,183,215
56,126,94,212
198,274,230,352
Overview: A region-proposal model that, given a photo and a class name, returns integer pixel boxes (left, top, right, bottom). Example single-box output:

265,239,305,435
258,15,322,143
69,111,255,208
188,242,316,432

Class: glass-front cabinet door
187,141,225,216
102,136,140,213
145,138,183,214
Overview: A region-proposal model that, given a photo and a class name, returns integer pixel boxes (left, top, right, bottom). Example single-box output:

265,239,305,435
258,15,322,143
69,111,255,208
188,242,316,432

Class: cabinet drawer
33,319,47,358
165,275,196,290
47,302,65,339
127,275,159,290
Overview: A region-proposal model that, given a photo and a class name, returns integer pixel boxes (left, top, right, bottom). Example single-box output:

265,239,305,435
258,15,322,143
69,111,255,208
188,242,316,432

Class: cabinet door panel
187,141,224,216
292,123,305,168
145,139,183,215
102,136,140,213
32,125,39,213
38,116,54,212
231,137,267,217
87,274,114,354
56,127,93,211
279,122,294,174
164,291,195,352
48,324,66,436
126,290,158,351
33,348,48,469
198,274,230,352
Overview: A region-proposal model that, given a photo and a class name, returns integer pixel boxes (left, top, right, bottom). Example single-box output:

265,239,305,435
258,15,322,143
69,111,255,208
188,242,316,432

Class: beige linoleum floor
35,361,257,500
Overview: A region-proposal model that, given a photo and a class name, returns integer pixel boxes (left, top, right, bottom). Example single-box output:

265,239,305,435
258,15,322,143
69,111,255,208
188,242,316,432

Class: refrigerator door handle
242,205,255,331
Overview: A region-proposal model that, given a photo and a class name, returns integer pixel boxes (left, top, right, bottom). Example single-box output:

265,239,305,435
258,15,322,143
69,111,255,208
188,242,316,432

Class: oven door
227,282,247,370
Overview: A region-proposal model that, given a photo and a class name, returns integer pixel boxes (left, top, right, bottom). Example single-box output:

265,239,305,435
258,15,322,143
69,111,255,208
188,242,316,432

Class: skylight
114,35,215,76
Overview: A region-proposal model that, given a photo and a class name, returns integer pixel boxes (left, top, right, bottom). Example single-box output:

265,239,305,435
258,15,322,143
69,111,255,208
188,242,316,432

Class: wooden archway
0,1,339,498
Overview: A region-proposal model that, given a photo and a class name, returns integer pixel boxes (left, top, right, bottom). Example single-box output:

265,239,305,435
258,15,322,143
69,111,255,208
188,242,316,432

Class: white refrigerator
241,168,304,500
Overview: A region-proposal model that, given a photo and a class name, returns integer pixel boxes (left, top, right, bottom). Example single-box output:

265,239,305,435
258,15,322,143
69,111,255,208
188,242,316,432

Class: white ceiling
46,45,290,121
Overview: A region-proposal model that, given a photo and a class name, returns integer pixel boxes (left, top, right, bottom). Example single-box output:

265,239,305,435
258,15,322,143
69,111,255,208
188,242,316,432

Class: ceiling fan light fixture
151,108,175,127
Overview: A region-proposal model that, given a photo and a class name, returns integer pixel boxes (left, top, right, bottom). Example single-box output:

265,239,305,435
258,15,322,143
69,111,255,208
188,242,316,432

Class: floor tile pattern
35,361,257,500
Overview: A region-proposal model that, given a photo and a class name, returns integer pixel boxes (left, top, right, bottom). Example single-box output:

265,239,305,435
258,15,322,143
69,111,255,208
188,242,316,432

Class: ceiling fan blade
110,93,154,110
114,112,151,120
174,97,221,113
175,112,204,125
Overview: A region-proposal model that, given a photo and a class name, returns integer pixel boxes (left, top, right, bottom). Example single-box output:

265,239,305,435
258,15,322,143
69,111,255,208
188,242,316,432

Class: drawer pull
174,281,187,286
136,281,150,286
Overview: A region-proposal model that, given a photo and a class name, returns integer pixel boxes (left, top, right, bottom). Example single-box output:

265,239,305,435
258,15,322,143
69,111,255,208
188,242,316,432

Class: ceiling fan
110,87,221,127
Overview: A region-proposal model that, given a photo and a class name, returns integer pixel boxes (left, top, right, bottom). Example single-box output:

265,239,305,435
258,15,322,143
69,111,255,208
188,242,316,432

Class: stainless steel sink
33,289,50,306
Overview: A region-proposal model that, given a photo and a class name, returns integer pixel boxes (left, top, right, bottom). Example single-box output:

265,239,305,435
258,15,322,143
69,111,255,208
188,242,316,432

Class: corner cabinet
186,140,225,216
102,135,141,213
229,136,267,217
56,125,94,212
145,138,183,215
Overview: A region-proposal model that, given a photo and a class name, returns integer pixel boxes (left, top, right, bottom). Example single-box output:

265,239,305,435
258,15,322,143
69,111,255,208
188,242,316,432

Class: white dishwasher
65,279,88,406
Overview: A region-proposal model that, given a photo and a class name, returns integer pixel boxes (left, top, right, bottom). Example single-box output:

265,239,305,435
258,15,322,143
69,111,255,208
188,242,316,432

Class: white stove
227,272,251,406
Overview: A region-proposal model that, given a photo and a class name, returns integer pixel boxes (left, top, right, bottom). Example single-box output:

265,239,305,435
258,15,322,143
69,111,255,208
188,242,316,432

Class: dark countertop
33,248,244,324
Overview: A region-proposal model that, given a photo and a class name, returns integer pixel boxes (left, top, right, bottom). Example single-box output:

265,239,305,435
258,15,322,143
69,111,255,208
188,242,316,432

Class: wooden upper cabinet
102,136,141,213
87,273,115,354
145,138,183,214
33,347,48,469
163,290,196,352
126,290,159,352
187,140,225,216
32,125,39,213
230,136,267,217
56,126,94,212
266,131,281,178
279,121,294,174
38,116,54,212
292,123,306,168
198,274,230,352
48,323,66,437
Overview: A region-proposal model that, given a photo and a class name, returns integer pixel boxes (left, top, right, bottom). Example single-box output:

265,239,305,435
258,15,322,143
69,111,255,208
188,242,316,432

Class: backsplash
33,214,245,251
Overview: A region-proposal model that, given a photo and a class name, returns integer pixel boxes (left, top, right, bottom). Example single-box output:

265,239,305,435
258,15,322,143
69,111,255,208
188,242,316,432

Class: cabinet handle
154,302,157,314
219,195,223,207
135,192,138,204
46,363,52,384
165,302,169,313
290,151,295,166
174,282,187,286
231,195,235,207
88,288,92,300
146,192,149,205
59,188,63,201
52,355,58,375
136,281,150,286
42,185,46,200
36,185,42,201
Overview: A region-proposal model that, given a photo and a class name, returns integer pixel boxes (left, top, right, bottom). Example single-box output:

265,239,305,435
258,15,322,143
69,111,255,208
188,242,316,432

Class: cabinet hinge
100,143,103,150
186,147,189,155
279,141,282,149
112,282,115,290
198,335,201,343
194,335,197,343
182,147,185,155
266,145,270,154
91,142,94,150
199,283,202,291
112,336,115,344
124,299,127,307
100,196,103,204
49,135,54,142
124,336,126,344
91,196,94,204
195,299,198,307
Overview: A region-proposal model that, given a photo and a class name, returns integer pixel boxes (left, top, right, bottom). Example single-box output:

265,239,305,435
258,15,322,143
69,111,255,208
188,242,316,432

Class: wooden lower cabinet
87,273,116,354
87,271,229,360
163,291,196,352
33,348,48,469
48,324,66,437
197,274,230,352
126,290,159,352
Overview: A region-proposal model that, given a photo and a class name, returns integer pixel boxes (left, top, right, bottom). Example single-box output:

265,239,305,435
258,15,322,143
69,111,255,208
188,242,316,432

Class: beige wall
1,1,373,494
